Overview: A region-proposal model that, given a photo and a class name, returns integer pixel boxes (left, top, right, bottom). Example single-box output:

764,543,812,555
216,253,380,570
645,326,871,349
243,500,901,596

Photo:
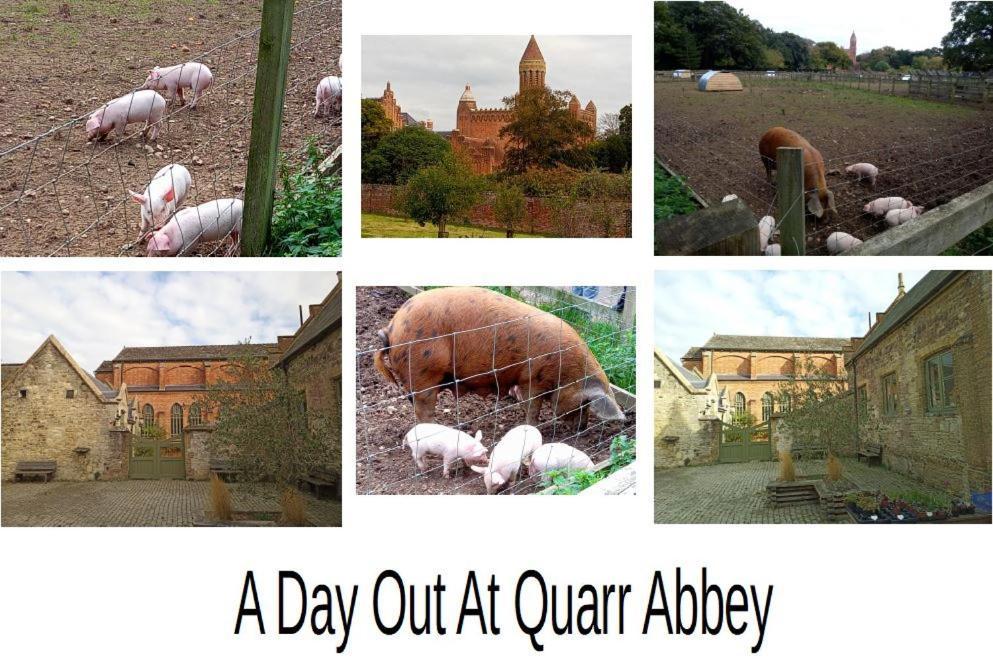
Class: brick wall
362,184,631,238
654,355,721,468
849,272,992,495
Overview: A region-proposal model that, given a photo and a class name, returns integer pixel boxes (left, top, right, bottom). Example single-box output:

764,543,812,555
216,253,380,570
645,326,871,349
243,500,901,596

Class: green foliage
398,155,482,234
942,1,993,71
492,184,527,236
499,87,595,174
361,98,394,161
945,223,993,256
810,41,852,70
140,422,167,440
269,140,341,257
589,134,631,173
540,435,636,494
364,126,452,185
654,162,698,221
870,59,892,72
362,213,544,238
655,1,766,70
888,489,952,511
773,358,860,456
608,435,635,471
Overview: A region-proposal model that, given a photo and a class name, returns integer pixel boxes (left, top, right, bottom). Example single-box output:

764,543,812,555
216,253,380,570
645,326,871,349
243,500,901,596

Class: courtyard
1,481,342,527
654,458,963,524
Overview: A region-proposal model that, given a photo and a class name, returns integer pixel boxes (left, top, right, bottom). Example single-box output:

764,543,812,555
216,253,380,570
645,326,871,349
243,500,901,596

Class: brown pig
759,127,837,222
373,287,625,429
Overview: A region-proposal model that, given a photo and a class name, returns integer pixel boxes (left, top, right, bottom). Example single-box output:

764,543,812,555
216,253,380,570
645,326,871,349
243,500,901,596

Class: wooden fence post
621,287,636,329
242,0,295,256
776,147,805,256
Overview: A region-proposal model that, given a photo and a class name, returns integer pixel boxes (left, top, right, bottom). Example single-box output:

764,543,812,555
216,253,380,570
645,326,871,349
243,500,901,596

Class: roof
700,334,849,353
95,360,113,373
275,281,342,368
109,343,277,363
654,348,712,393
849,271,963,362
520,35,545,64
675,363,707,389
459,84,475,102
682,346,702,360
2,336,120,403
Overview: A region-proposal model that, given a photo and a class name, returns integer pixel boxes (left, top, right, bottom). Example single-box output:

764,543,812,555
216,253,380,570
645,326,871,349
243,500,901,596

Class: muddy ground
355,287,637,495
0,0,341,256
655,78,993,254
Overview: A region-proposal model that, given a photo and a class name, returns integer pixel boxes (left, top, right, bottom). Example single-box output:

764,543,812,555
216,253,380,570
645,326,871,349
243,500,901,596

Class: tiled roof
95,360,113,373
701,334,849,352
110,344,276,363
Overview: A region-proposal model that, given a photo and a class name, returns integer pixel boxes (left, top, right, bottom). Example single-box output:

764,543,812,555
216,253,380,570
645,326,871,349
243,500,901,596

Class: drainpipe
851,359,859,454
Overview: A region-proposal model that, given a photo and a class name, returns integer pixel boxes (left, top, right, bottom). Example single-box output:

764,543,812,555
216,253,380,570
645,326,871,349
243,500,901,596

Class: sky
729,0,953,53
362,35,632,131
1,272,338,372
654,270,928,360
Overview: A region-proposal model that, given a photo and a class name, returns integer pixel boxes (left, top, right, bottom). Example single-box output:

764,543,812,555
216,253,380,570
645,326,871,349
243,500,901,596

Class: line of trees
655,1,992,73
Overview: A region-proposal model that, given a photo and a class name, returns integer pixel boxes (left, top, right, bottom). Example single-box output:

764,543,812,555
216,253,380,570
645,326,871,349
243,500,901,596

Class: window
65,389,74,399
19,388,27,398
924,350,954,413
170,404,183,437
734,392,746,416
761,392,773,421
779,392,792,413
142,404,154,435
882,373,898,416
857,384,868,418
188,403,202,426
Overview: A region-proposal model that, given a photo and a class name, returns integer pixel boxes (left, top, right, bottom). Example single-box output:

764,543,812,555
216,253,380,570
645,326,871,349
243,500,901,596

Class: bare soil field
0,0,341,256
355,287,636,495
655,79,993,254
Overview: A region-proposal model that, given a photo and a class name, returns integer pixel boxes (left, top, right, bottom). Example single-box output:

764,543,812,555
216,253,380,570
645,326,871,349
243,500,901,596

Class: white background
2,1,992,660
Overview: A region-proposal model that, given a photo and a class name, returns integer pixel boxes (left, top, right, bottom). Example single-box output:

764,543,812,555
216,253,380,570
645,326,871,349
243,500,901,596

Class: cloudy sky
654,270,928,360
729,1,953,53
362,35,632,131
1,272,338,372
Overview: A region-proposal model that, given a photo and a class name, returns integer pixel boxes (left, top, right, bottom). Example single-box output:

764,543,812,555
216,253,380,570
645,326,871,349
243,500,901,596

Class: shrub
140,422,167,439
826,453,843,481
270,140,342,257
492,183,527,237
209,473,233,521
778,451,796,482
609,435,635,471
398,155,481,236
542,468,601,495
364,126,452,185
280,487,308,526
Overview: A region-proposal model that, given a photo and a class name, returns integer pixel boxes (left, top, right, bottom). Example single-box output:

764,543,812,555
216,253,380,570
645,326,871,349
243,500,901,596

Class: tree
654,0,700,69
942,1,993,71
363,126,452,185
762,47,785,70
599,112,620,137
499,87,594,174
773,359,859,457
361,99,393,157
589,104,631,173
811,41,852,70
871,59,892,72
492,184,527,237
398,154,481,237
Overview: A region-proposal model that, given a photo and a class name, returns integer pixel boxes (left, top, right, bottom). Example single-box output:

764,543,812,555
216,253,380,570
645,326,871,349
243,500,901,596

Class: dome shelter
698,70,743,92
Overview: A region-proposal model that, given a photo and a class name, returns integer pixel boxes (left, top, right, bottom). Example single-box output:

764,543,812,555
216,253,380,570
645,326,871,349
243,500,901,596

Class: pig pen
355,287,637,495
655,77,993,254
0,0,341,256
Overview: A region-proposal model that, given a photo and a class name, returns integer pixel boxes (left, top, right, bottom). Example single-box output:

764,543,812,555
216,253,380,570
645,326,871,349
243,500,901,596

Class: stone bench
14,460,57,482
857,442,883,466
209,459,239,482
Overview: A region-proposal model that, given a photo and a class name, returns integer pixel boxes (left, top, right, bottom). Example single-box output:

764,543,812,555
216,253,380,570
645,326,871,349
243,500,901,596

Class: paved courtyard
654,458,956,524
1,480,342,527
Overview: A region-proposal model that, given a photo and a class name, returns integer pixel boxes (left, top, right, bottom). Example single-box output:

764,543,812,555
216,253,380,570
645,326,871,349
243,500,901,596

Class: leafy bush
270,140,341,257
609,435,635,471
492,183,527,237
364,126,452,185
398,155,481,235
655,161,698,221
140,422,167,439
542,468,601,495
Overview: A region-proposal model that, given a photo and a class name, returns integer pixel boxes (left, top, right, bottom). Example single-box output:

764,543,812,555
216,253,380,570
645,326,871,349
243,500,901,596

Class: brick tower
849,30,858,71
519,35,546,92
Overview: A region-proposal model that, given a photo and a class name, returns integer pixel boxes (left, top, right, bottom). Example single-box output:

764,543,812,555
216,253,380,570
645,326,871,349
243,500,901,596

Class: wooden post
621,287,636,329
776,147,805,256
242,0,295,256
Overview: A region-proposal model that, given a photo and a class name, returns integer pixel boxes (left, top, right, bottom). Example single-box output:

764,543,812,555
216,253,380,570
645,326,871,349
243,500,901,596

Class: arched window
761,392,774,421
734,392,746,416
779,392,792,413
142,404,154,435
188,403,202,426
170,404,183,437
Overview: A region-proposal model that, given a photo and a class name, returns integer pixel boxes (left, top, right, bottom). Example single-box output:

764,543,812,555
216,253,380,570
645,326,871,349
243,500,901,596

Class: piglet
845,163,878,189
143,62,214,109
884,206,925,227
764,243,781,256
471,425,542,494
147,198,242,257
827,232,863,255
403,423,488,478
529,442,594,476
129,163,192,241
863,196,912,217
758,215,775,252
315,76,342,117
84,91,166,142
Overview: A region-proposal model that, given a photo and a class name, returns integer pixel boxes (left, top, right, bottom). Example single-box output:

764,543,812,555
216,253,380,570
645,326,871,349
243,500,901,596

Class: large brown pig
374,287,625,429
758,127,837,222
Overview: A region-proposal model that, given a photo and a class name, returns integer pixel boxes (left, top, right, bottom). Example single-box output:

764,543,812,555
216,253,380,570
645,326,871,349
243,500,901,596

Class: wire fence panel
0,0,340,257
356,287,637,496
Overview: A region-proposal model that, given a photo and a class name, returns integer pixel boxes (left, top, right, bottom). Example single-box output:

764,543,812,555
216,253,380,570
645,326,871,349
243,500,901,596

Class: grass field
361,214,544,238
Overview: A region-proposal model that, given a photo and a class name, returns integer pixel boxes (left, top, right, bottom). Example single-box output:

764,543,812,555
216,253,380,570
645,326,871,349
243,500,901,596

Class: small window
761,392,773,421
857,384,868,418
65,389,75,399
881,373,898,416
19,389,27,398
170,404,183,437
924,350,954,413
733,392,746,417
142,404,155,435
654,379,661,388
188,403,202,426
779,392,792,413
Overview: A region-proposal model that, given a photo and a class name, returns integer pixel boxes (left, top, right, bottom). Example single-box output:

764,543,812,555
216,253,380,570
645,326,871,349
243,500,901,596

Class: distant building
849,30,859,71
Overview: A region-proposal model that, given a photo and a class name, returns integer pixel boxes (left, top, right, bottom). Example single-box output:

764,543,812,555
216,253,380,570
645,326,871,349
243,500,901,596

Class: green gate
130,437,186,479
719,420,773,463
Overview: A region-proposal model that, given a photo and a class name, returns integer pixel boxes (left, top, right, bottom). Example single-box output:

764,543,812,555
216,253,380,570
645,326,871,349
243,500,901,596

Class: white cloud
362,35,631,131
654,270,928,360
1,272,338,371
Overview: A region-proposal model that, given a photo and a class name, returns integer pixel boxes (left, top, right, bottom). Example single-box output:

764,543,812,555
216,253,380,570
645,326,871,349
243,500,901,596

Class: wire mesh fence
355,286,637,496
0,0,340,257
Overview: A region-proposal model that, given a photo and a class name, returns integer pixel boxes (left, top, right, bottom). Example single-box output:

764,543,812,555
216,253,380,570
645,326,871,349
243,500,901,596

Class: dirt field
0,0,341,256
355,287,636,495
655,78,993,254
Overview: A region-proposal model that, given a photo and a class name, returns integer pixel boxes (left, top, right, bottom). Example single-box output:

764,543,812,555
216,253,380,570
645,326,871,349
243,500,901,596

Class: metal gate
129,438,186,479
719,420,773,463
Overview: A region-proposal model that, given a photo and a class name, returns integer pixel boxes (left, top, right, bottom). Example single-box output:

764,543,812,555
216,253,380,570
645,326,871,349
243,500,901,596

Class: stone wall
850,272,992,495
362,184,631,238
184,424,214,480
2,343,122,481
654,355,720,468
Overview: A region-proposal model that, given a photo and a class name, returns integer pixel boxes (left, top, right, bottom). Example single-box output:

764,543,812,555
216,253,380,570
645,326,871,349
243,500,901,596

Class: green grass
362,213,544,238
769,80,979,118
654,161,699,221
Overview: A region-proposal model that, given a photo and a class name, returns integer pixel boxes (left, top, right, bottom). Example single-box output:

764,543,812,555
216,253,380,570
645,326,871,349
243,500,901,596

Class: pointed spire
897,273,906,298
520,34,545,64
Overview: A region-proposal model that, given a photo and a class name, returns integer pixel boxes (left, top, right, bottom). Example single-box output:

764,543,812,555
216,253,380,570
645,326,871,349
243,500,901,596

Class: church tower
519,35,546,93
849,30,858,70
456,84,476,133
